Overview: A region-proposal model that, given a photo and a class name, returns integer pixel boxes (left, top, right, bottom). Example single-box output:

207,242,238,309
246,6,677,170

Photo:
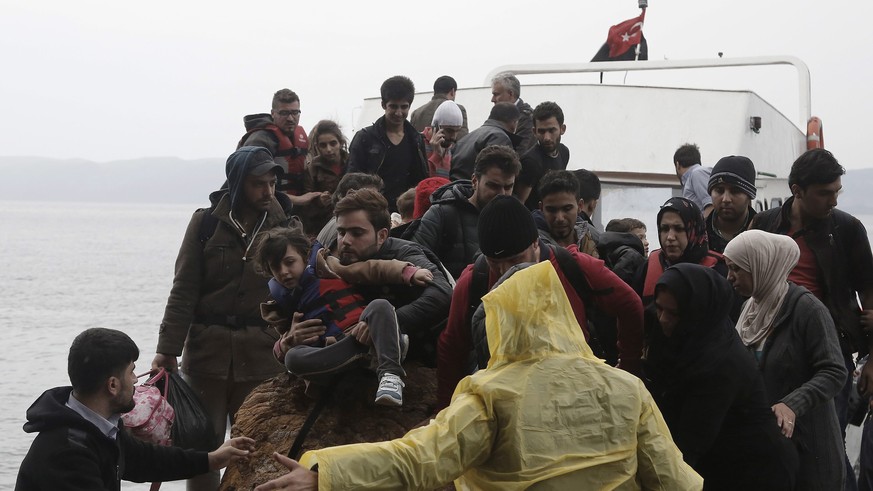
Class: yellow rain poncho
300,261,702,490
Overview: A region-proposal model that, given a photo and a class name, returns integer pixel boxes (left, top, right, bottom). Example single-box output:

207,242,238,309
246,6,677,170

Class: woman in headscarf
634,197,727,306
723,229,847,490
647,263,797,490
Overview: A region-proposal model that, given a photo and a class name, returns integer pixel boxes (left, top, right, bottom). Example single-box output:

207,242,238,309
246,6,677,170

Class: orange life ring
807,117,824,150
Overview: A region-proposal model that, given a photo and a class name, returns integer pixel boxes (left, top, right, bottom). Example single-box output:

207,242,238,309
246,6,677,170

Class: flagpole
635,0,647,62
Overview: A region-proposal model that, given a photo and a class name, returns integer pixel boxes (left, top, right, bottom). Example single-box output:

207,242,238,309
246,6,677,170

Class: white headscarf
723,230,800,348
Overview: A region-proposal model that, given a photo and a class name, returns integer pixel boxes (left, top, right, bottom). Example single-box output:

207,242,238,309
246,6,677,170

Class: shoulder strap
197,207,220,245
552,245,612,310
468,254,491,321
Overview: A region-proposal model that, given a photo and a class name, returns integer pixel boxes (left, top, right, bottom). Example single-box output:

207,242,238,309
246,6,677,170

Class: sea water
0,200,869,488
0,200,195,490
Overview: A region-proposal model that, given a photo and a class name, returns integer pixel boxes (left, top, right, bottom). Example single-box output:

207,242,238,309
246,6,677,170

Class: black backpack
468,245,613,369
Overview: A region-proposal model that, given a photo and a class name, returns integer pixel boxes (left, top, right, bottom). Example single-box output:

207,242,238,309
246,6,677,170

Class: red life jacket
238,124,309,195
642,249,722,298
299,277,367,332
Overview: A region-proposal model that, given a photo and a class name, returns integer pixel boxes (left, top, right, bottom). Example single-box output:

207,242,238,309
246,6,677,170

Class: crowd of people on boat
16,73,873,491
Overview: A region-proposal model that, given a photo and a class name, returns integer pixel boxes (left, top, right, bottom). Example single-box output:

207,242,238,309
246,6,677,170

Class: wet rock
220,363,449,490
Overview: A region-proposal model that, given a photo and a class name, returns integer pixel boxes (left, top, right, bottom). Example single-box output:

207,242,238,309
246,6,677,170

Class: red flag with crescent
607,10,646,58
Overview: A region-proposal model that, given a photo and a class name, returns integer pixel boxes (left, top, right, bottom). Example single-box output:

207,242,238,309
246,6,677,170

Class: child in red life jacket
255,227,432,406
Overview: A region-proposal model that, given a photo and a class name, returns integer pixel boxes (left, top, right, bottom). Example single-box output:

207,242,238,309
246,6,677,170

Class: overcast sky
2,0,871,169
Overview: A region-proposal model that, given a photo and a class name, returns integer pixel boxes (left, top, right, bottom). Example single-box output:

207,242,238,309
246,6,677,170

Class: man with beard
286,188,453,366
348,76,428,212
16,328,255,490
516,102,570,210
152,146,294,490
705,155,757,253
751,149,873,489
412,145,521,279
534,170,599,257
436,195,643,410
239,89,320,207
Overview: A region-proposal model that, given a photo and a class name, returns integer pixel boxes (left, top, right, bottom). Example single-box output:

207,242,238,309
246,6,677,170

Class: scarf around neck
723,230,800,348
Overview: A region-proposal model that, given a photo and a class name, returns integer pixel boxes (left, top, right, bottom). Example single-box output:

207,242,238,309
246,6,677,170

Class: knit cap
413,177,450,219
478,195,538,259
432,101,464,127
708,155,757,199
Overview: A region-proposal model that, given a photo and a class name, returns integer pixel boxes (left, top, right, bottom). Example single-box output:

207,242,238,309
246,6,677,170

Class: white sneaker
375,373,404,406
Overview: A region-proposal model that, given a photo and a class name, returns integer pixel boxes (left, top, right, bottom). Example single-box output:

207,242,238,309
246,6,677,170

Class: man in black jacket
16,328,254,491
750,149,873,488
516,102,571,210
348,76,428,212
288,188,453,367
412,145,521,279
450,102,521,181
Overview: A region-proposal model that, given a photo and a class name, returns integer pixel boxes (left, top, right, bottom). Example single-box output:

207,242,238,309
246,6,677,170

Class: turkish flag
606,10,646,58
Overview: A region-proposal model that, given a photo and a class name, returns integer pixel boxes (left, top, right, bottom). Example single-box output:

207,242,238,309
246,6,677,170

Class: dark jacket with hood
16,387,208,491
751,196,873,355
157,146,292,381
645,265,798,490
449,119,523,181
347,116,428,211
239,113,309,196
410,180,480,279
596,231,646,286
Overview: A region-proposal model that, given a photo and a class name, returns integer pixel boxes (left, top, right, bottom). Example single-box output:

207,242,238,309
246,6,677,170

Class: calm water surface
0,200,199,490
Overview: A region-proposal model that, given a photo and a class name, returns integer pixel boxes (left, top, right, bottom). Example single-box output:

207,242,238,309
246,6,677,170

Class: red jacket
436,245,644,409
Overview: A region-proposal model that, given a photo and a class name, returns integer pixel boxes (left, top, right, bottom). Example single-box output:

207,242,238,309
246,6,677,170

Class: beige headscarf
723,230,800,348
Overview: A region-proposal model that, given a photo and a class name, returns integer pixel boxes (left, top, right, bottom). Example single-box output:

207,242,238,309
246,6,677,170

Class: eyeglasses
277,110,301,117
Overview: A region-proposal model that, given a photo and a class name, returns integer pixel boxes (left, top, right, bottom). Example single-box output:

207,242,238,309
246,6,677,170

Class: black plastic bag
165,371,216,450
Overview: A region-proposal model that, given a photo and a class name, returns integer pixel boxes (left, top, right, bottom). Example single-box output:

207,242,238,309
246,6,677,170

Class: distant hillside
2,156,872,214
838,167,873,216
0,156,225,204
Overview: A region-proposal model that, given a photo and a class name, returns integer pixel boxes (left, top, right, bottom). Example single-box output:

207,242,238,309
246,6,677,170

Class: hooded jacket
449,119,523,181
597,231,646,285
300,262,702,490
16,387,208,491
238,113,309,196
157,147,291,381
645,264,798,489
410,180,480,280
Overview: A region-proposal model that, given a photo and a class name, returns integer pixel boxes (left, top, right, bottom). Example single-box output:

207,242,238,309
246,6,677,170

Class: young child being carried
254,226,432,406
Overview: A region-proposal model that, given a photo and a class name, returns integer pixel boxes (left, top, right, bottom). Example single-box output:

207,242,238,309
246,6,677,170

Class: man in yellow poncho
255,261,702,490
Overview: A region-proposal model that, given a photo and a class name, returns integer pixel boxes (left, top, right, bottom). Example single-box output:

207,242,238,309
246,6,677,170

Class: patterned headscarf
657,197,709,266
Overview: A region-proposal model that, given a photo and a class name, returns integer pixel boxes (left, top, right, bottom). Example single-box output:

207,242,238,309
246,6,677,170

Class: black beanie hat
708,155,757,199
478,195,539,259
